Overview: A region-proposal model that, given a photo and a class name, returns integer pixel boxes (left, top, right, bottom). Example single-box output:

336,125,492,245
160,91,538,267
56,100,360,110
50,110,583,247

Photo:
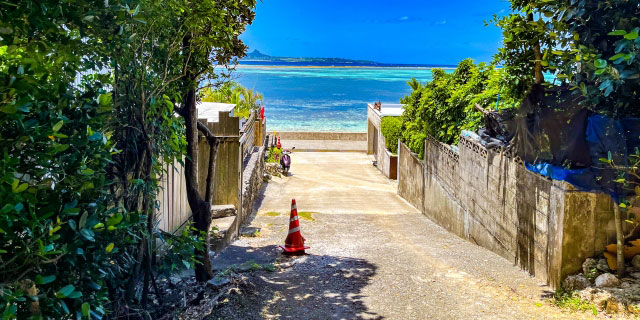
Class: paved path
212,152,596,319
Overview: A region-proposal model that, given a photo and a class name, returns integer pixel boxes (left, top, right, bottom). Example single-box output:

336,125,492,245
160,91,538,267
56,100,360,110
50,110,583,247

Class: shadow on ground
209,245,381,320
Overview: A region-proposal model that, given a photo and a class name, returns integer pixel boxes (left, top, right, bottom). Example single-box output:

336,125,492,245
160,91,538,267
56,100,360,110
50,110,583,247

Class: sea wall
269,131,366,141
397,136,617,288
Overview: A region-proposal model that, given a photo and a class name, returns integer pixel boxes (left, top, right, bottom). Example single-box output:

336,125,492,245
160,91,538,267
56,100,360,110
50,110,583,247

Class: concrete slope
211,152,597,319
255,152,416,215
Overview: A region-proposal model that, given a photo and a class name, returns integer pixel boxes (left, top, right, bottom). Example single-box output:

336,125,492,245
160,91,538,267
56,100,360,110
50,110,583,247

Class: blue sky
240,0,511,65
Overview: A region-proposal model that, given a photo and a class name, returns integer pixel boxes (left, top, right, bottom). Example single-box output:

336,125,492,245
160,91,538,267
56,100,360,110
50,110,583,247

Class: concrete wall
269,131,366,141
367,105,398,179
397,136,617,288
398,143,424,210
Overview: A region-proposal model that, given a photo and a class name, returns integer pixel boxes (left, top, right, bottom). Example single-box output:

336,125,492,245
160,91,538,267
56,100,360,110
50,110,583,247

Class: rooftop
368,103,404,117
197,102,236,122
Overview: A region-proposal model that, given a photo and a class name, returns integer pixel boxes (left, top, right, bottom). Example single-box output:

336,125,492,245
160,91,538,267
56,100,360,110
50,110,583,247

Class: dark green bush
400,59,519,158
381,117,402,154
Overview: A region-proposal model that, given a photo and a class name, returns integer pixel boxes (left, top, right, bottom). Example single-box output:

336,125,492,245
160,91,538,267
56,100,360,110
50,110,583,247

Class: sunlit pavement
211,152,595,319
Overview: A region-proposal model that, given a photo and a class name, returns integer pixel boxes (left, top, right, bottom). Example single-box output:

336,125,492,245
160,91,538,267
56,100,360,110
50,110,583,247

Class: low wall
241,146,266,225
367,106,398,179
269,131,366,141
398,143,424,210
398,137,617,288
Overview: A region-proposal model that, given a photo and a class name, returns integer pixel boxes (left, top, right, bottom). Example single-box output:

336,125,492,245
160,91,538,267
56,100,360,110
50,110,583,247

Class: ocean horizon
234,64,449,132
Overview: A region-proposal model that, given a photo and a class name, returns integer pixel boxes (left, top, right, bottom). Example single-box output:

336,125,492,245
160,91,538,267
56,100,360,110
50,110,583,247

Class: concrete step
211,204,236,219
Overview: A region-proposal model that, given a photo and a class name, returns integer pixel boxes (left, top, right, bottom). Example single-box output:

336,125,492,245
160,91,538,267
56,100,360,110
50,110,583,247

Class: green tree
201,82,263,118
174,0,257,282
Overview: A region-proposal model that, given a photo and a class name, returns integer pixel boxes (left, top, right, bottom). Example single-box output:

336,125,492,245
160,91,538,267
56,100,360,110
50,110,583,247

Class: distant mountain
242,49,380,65
241,49,455,68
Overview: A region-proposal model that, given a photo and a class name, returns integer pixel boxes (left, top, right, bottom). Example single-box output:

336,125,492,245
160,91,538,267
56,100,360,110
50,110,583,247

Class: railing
239,110,258,162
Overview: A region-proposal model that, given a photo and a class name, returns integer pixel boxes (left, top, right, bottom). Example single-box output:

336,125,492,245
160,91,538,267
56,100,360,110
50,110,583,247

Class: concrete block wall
397,143,424,210
398,136,618,289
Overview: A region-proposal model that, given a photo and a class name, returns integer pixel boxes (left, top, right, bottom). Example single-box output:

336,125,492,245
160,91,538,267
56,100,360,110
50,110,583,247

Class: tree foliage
0,0,256,318
201,82,263,119
400,60,518,157
380,116,402,154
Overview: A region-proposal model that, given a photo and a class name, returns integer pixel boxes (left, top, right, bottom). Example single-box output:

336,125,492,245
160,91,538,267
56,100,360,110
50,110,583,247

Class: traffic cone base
281,199,309,254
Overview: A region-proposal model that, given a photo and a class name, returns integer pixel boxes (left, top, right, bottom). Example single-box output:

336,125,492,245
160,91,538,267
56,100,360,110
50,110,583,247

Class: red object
277,136,282,149
260,106,265,119
280,199,309,254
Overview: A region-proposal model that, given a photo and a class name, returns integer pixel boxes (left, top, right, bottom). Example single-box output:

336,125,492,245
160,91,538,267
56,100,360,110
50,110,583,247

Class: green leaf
594,59,607,68
81,168,94,175
609,53,625,61
79,212,88,229
82,303,90,317
80,229,95,242
620,203,628,208
624,32,638,40
608,30,627,36
106,213,123,226
35,274,56,285
98,93,112,106
0,105,17,114
0,204,12,214
13,182,28,193
52,120,63,132
56,285,75,298
106,243,114,253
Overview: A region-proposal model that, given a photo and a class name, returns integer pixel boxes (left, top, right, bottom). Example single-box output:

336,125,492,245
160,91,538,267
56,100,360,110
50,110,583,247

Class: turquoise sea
233,66,445,132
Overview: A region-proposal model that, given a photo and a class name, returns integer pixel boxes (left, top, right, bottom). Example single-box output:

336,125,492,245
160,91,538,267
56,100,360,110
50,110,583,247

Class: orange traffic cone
280,199,309,255
277,136,282,149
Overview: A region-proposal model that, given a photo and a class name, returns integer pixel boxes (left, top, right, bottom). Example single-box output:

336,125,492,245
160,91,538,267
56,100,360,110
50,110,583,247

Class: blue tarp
524,115,640,202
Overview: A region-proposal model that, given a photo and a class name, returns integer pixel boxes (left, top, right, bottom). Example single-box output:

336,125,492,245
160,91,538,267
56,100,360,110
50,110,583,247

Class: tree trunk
527,12,544,85
180,33,215,281
614,204,626,277
182,83,214,282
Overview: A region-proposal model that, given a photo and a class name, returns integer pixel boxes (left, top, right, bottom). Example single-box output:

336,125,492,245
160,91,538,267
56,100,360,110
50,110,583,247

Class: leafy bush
400,59,519,158
0,0,256,318
380,116,402,154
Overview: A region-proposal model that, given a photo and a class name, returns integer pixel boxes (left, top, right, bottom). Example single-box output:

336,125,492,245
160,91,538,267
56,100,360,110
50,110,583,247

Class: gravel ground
207,152,600,319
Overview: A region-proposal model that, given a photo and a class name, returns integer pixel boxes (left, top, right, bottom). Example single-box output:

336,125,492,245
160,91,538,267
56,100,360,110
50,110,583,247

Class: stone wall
398,136,618,288
241,146,266,225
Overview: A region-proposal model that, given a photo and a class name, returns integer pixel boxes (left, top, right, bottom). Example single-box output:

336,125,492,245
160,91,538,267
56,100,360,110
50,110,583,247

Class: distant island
240,49,455,68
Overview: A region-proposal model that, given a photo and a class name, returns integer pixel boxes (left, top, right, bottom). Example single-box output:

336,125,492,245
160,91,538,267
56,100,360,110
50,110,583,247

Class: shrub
381,116,402,154
400,59,520,158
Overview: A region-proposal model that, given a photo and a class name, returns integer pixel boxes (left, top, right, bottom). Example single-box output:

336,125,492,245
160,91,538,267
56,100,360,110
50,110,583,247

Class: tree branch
197,121,217,144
